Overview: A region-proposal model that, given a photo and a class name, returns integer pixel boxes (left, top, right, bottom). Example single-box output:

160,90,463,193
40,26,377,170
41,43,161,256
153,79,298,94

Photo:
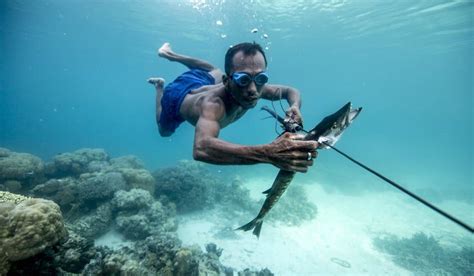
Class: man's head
223,42,268,109
224,42,267,75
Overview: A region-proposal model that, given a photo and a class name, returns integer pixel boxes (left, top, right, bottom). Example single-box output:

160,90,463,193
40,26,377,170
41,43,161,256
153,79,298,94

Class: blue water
1,0,472,223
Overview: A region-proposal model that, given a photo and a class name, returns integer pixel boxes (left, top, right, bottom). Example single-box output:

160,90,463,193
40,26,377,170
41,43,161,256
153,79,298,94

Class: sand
177,177,473,275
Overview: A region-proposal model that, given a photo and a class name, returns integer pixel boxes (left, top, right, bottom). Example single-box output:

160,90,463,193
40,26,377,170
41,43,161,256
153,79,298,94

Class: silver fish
237,102,362,238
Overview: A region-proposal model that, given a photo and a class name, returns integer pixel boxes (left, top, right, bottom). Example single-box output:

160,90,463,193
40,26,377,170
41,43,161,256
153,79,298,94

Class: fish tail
252,220,263,238
236,218,264,238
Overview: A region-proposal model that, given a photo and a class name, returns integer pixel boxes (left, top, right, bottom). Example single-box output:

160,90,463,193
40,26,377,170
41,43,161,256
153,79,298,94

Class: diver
147,42,318,173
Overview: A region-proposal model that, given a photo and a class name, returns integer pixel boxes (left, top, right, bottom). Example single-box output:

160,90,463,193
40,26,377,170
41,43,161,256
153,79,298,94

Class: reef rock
0,191,67,274
48,148,109,177
110,155,145,170
110,167,155,194
69,203,113,240
153,160,218,213
112,189,177,240
0,148,45,191
112,188,153,212
33,172,126,215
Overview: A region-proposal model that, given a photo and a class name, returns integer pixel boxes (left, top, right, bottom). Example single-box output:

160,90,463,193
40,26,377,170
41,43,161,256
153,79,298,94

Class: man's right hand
264,132,318,172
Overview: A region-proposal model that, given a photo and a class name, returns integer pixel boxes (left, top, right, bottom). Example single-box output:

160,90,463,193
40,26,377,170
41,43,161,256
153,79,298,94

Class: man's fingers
285,159,314,172
293,151,317,160
287,166,308,173
287,133,305,140
294,140,318,151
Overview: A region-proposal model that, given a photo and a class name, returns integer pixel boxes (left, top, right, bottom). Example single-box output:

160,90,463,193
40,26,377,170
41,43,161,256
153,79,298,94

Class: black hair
224,42,267,75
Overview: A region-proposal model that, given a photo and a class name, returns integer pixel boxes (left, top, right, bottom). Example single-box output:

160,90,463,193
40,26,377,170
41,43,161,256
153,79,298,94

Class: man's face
227,51,267,109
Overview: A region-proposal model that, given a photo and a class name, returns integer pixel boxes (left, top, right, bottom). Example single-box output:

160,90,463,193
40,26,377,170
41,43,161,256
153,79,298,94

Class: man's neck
224,85,242,108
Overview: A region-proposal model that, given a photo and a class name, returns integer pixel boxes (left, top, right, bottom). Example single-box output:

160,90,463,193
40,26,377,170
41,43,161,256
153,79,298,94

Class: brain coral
0,192,67,274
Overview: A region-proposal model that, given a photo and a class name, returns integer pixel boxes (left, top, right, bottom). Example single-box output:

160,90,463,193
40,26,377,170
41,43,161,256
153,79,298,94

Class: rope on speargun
323,141,474,234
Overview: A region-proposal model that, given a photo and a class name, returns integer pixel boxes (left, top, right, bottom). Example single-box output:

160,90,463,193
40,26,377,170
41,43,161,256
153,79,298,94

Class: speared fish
237,102,362,238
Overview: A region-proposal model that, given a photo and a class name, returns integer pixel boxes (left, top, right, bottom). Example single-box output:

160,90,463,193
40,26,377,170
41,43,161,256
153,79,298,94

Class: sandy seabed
177,177,473,275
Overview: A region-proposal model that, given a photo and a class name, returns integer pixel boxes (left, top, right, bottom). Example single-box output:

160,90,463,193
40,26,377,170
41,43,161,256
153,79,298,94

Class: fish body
237,102,362,238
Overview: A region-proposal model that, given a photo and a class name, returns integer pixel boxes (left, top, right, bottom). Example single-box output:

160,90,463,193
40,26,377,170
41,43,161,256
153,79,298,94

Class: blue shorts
160,69,215,134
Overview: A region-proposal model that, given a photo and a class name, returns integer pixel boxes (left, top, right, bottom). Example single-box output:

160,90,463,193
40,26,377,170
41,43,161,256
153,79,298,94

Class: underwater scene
1,0,473,275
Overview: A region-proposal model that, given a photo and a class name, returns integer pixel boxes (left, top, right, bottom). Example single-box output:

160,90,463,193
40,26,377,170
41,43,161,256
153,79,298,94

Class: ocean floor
177,177,474,275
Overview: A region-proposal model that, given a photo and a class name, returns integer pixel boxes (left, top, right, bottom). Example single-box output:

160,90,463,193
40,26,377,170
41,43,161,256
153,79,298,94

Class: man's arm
261,84,303,125
193,99,317,172
261,84,301,106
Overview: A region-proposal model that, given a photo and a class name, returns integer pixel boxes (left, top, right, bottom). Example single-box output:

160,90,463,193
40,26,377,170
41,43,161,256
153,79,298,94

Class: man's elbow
193,142,208,162
193,148,205,161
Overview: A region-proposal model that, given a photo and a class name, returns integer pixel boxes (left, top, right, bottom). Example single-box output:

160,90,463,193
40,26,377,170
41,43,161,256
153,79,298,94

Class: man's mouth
247,97,258,102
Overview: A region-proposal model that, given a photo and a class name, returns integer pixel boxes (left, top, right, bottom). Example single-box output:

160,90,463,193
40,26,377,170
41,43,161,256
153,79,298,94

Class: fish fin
236,218,264,238
262,188,272,194
235,218,257,232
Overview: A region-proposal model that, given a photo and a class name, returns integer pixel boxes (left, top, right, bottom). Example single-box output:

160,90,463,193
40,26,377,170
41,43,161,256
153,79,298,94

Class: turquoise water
1,0,473,267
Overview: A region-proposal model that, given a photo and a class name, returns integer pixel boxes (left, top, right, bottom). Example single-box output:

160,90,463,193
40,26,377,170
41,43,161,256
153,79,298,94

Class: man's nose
247,81,257,95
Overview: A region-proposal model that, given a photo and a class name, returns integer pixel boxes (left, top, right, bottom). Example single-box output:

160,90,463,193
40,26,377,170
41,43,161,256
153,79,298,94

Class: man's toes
147,77,165,87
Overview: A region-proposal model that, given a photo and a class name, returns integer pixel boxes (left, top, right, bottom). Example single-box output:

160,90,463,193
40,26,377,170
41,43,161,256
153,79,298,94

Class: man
148,42,318,172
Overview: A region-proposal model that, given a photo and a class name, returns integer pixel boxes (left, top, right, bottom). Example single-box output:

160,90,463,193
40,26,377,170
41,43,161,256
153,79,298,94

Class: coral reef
0,190,30,204
2,148,277,275
238,268,274,276
265,185,317,226
153,160,316,228
9,228,97,274
69,203,113,240
32,177,80,213
110,155,146,169
77,172,126,205
0,192,67,274
113,189,177,240
373,232,474,275
109,167,155,194
0,148,45,192
153,160,217,213
46,148,109,177
32,149,155,215
213,178,260,219
33,171,126,216
111,188,153,211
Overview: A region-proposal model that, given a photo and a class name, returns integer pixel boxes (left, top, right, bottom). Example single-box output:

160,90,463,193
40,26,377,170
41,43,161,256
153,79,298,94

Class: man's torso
180,84,248,129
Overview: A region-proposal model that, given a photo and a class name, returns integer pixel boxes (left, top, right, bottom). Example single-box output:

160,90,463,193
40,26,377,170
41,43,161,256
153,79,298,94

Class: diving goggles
231,71,269,87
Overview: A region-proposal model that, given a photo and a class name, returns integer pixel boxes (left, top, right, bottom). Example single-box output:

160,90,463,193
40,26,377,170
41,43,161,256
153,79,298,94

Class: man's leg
159,43,223,83
147,77,172,137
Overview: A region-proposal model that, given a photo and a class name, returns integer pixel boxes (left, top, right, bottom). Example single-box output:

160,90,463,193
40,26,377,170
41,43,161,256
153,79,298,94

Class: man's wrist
251,144,271,164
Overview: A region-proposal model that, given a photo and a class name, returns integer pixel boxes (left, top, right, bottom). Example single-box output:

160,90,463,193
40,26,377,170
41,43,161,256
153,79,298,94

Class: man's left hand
285,106,303,127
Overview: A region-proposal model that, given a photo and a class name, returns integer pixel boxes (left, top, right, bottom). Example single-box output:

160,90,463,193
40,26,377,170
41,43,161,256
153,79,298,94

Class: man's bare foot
147,77,165,88
158,43,173,59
